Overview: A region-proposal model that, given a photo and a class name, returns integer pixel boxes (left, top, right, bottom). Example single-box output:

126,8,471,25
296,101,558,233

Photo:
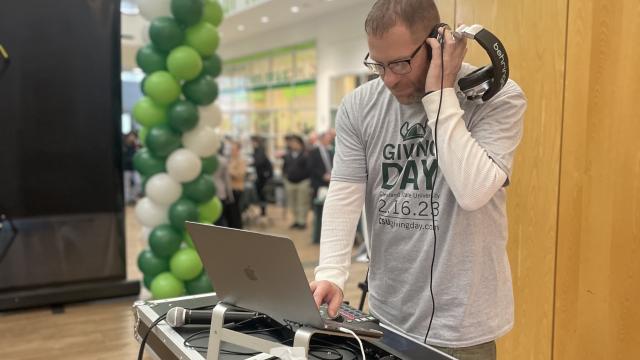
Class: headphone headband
453,25,510,102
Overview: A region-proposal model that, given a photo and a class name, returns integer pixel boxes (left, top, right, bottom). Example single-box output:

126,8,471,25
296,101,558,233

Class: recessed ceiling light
261,16,269,23
290,6,300,13
237,24,245,31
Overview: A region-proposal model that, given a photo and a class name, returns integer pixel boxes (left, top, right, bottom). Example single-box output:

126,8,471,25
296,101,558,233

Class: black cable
137,314,167,360
312,338,359,360
309,346,344,360
424,28,446,344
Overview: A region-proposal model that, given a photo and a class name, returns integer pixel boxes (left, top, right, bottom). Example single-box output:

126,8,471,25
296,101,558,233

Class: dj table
133,293,455,360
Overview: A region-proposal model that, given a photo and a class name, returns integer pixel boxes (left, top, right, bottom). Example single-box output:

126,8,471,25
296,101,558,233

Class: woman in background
227,141,246,229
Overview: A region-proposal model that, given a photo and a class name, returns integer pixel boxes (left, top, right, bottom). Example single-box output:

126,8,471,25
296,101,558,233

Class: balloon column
133,0,225,299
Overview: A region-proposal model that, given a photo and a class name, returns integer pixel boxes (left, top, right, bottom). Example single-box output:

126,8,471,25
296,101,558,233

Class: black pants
222,191,243,229
255,180,268,216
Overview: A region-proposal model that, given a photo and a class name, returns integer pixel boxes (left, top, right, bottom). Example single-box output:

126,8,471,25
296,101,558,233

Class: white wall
218,2,372,131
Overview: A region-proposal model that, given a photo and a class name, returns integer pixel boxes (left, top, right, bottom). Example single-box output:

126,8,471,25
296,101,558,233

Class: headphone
427,23,509,102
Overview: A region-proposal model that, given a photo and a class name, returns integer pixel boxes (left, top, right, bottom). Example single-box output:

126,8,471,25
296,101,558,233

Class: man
308,131,334,199
309,1,527,359
282,134,311,229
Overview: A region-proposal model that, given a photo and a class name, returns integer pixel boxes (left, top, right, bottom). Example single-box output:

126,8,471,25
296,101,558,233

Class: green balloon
169,198,200,230
183,75,218,105
150,272,185,299
149,224,183,258
171,0,203,26
133,148,166,177
170,247,203,281
140,76,148,94
185,271,214,294
136,45,167,74
143,274,154,290
167,46,203,81
138,249,170,277
168,100,199,132
185,21,219,57
183,232,195,248
202,54,222,78
202,0,223,27
144,71,181,106
201,155,219,174
146,124,181,157
198,196,222,223
149,17,184,52
132,97,167,128
183,174,217,203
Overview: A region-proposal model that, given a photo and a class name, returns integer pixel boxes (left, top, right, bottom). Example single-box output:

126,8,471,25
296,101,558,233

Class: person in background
307,131,318,151
251,135,273,217
227,140,246,229
212,140,234,227
308,131,334,200
122,131,140,205
282,134,311,229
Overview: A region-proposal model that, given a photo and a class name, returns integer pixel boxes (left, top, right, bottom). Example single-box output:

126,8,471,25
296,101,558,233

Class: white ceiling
120,0,372,69
217,0,371,45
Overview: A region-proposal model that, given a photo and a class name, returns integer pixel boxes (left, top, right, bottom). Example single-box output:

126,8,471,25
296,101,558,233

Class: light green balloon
143,71,181,106
198,196,222,223
202,0,223,27
185,22,219,57
167,46,203,81
150,272,185,299
132,97,167,128
170,248,203,281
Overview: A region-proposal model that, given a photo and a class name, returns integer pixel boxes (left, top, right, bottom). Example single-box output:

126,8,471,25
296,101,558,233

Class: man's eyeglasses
363,41,426,77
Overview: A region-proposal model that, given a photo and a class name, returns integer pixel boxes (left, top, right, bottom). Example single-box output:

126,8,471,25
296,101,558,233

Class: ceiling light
290,6,300,13
261,16,269,23
237,24,245,31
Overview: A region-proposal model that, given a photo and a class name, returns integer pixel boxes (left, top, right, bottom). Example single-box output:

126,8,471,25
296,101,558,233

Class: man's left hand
425,25,468,93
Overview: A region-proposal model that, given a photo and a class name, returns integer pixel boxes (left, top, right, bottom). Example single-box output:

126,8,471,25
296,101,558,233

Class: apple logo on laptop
244,266,258,281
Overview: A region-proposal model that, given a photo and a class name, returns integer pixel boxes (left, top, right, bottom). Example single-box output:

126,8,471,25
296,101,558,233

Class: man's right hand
309,280,343,318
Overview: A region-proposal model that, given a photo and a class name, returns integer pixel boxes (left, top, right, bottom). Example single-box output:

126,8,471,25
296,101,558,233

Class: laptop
186,222,382,338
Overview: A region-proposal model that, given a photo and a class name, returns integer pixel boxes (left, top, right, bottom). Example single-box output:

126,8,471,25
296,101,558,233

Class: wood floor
0,205,368,360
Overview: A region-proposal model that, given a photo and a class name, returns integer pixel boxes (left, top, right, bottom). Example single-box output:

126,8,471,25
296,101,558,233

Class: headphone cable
424,30,446,344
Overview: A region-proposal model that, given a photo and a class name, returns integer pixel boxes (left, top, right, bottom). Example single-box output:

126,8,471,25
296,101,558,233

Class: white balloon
137,0,171,21
182,124,221,157
135,197,169,228
166,148,202,182
145,173,182,205
199,104,223,129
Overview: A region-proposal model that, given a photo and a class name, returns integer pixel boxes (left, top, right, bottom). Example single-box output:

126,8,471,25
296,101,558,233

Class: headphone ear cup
458,65,494,92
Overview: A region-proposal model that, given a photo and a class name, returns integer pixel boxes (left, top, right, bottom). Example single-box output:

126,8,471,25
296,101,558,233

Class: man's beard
390,78,425,104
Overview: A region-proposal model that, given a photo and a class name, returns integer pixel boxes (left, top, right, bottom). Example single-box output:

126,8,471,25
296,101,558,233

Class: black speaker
0,0,139,310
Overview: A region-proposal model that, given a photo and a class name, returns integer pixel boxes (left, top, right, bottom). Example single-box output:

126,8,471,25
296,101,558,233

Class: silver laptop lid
186,222,325,328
